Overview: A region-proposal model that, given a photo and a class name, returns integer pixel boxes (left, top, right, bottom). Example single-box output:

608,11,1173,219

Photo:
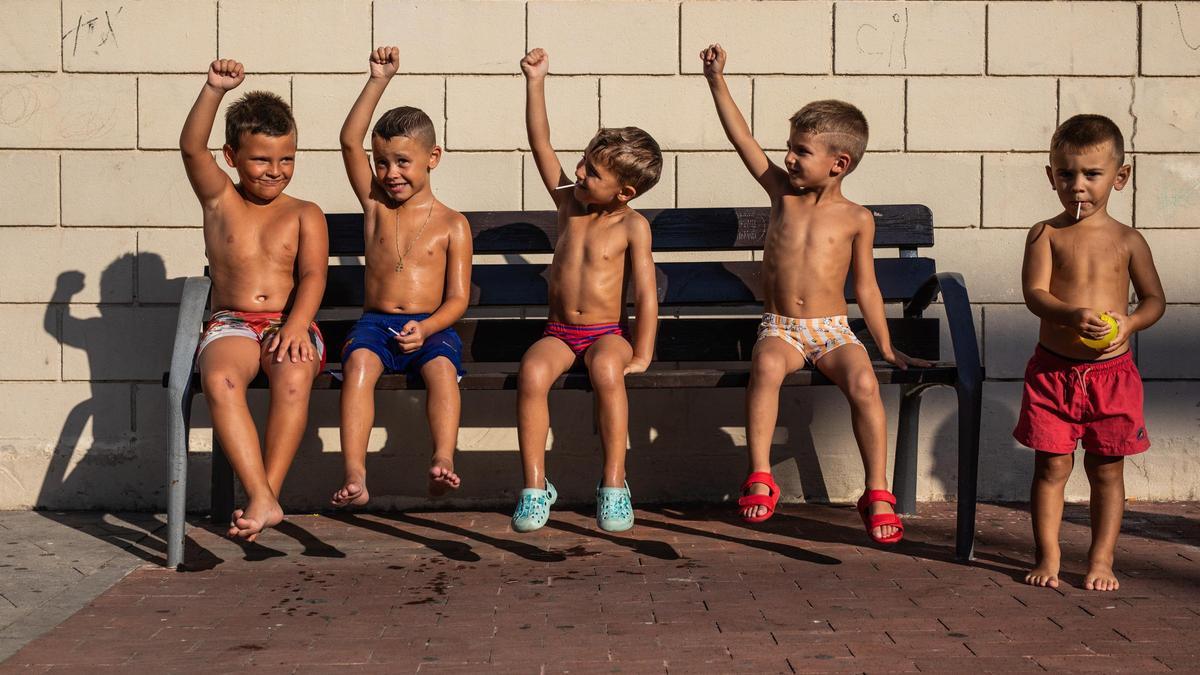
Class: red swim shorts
1013,345,1149,457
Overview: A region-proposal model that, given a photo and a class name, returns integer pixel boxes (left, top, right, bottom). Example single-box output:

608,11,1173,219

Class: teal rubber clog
596,481,634,532
511,478,557,533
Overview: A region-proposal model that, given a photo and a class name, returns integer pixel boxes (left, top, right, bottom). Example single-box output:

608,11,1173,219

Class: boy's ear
222,144,236,168
1044,165,1055,190
427,145,443,170
1113,163,1132,191
617,184,638,203
831,152,852,177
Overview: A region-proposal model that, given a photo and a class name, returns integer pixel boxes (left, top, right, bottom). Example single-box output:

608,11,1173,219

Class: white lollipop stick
1076,202,1082,219
554,184,576,190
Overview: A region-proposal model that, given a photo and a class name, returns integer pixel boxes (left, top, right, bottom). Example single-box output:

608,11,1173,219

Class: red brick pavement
2,502,1198,673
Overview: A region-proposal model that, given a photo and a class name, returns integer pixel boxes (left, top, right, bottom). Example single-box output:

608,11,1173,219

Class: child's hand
1099,310,1132,354
521,48,549,80
395,320,426,354
369,46,399,79
883,348,932,371
623,358,650,376
268,323,315,364
1072,308,1112,341
700,44,727,80
207,59,245,91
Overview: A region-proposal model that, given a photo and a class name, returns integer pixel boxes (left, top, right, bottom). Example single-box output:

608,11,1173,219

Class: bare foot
868,500,900,541
1085,563,1119,591
1025,557,1061,588
227,497,283,543
428,457,461,497
331,474,370,508
740,481,770,520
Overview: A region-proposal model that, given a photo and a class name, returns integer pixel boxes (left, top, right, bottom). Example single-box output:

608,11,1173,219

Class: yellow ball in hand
1080,313,1118,350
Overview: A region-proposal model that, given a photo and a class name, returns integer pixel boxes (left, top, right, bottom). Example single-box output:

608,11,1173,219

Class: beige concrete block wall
1,1,1198,511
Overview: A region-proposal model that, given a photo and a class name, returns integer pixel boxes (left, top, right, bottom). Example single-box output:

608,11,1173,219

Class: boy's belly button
255,294,268,303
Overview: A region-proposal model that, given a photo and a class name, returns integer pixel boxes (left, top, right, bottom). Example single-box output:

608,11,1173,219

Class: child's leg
1083,454,1124,591
1026,450,1074,588
259,347,321,511
743,338,806,519
332,349,385,506
583,335,635,488
198,337,278,540
420,356,462,496
517,337,577,489
813,345,896,539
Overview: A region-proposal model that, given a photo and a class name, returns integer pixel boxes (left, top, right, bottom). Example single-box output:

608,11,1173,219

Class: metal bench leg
211,435,235,526
955,379,983,562
892,384,927,515
166,387,193,569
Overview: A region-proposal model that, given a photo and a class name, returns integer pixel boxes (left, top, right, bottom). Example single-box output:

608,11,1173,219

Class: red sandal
857,489,904,544
737,471,781,523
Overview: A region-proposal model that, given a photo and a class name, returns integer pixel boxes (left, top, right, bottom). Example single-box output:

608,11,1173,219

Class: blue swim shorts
341,312,466,379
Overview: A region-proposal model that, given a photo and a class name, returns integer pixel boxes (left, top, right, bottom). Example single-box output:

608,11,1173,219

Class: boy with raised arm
512,48,661,533
1017,115,1165,592
331,47,472,507
180,59,328,541
701,45,928,543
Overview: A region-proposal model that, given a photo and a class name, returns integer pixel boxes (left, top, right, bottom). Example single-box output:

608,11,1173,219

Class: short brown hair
373,106,437,147
789,100,869,173
584,127,663,198
1051,114,1125,165
224,91,296,151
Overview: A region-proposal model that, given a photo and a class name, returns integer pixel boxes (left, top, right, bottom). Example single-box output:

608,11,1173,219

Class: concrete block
601,76,751,151
373,1,523,74
137,75,291,150
136,230,200,304
1140,383,1200,501
921,302,983,364
1140,229,1200,303
446,76,598,151
62,151,197,227
0,152,58,226
1059,77,1134,140
680,1,830,74
292,75,444,151
983,153,1133,229
1137,306,1200,380
1141,2,1200,76
834,1,984,75
0,1,60,71
0,305,61,381
907,77,1056,152
675,152,769,209
843,153,981,230
752,76,903,151
0,229,136,303
433,151,523,212
988,2,1137,75
927,228,1026,303
1134,155,1200,229
0,382,132,448
982,304,1038,380
523,151,675,211
1132,78,1200,152
219,0,369,73
528,2,677,75
281,150,363,214
62,0,215,73
62,306,177,381
0,74,136,149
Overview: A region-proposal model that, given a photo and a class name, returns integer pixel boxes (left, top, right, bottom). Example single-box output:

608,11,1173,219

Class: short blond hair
789,100,869,173
584,127,663,198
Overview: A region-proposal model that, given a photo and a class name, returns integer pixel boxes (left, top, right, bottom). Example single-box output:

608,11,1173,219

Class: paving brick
0,0,60,71
907,78,1056,152
1132,78,1200,152
1142,2,1200,76
601,76,751,151
0,305,61,381
1133,154,1200,230
0,151,58,227
0,228,136,303
528,2,677,75
373,1,523,75
680,1,830,75
523,151,675,211
0,74,136,149
445,76,598,151
844,153,981,230
62,151,196,227
218,0,369,73
292,75,444,152
137,74,292,150
989,2,1137,76
752,76,903,152
62,0,215,73
834,1,984,75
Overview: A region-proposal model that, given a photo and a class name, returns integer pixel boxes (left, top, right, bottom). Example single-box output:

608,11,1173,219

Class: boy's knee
750,352,787,382
1085,455,1124,482
846,370,879,401
588,360,624,390
202,371,246,402
1035,453,1074,483
517,363,553,393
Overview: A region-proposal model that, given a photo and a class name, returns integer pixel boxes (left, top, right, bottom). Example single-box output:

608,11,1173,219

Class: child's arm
521,48,572,206
180,60,243,206
853,211,930,369
395,215,473,354
1022,222,1113,340
700,44,789,197
340,46,400,212
623,217,658,375
267,203,329,363
1100,229,1166,354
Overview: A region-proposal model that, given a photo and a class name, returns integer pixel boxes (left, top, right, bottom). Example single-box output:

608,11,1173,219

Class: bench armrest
905,272,983,389
166,276,211,398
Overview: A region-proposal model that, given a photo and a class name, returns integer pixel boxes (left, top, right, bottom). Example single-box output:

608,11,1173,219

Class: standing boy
512,48,661,533
1017,114,1165,591
181,59,329,541
701,45,928,543
331,47,472,507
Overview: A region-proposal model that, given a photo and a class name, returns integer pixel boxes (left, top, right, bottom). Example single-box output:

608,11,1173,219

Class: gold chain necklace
394,200,434,272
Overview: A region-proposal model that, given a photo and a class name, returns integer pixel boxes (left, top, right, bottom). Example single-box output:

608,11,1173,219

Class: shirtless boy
511,48,661,533
331,47,472,507
181,59,329,541
1017,114,1165,592
702,45,928,543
